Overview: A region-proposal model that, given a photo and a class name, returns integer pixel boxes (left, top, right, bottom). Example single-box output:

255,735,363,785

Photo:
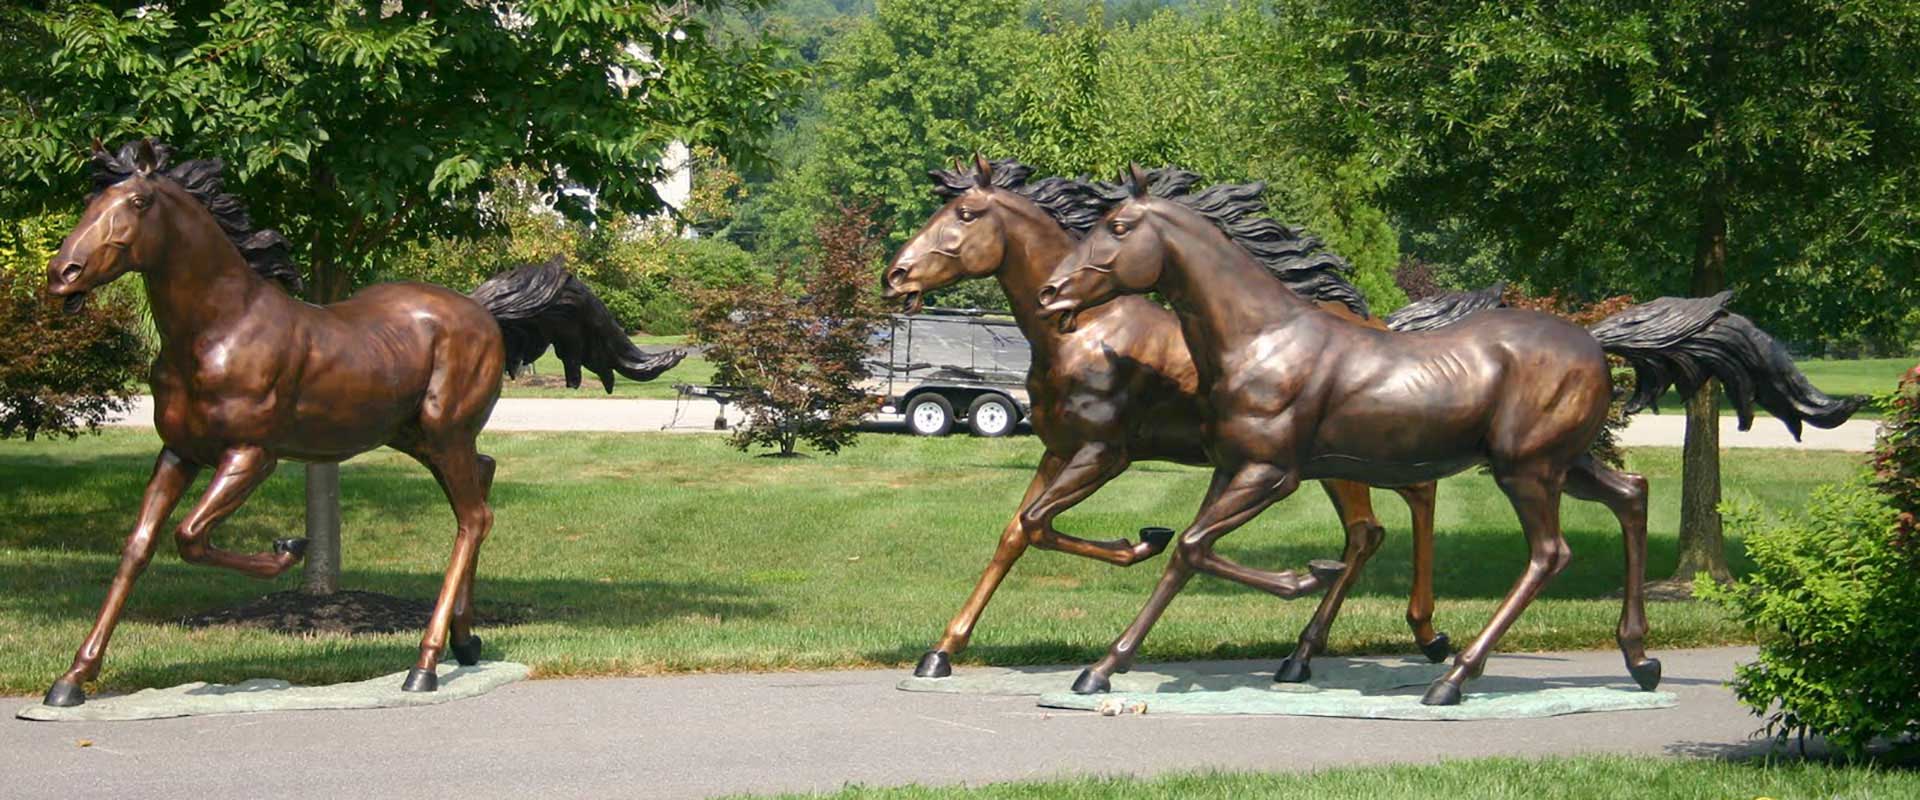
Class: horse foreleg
916,454,1060,677
1074,464,1341,694
44,450,200,707
1394,481,1452,662
173,446,302,578
1423,466,1570,706
1018,443,1162,565
1276,480,1386,683
404,446,493,693
1566,456,1660,691
1177,464,1345,601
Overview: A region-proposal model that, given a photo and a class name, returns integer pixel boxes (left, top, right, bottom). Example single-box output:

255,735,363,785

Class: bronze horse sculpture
885,158,1498,681
1037,165,1861,704
40,139,682,707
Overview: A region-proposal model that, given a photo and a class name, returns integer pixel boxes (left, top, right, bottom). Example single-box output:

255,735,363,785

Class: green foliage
1705,367,1920,758
0,1,800,300
380,167,768,334
692,205,887,455
0,215,147,441
1283,0,1920,341
744,0,1407,311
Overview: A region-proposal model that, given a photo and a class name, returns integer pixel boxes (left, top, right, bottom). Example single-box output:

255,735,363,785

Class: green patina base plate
18,661,530,722
901,657,1675,721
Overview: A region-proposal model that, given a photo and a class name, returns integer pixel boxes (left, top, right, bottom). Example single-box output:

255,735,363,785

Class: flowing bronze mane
89,141,303,292
39,138,681,707
1037,163,1862,704
884,156,1450,682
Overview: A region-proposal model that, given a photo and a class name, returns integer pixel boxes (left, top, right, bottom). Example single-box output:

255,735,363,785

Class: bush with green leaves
1,216,149,441
1704,366,1920,758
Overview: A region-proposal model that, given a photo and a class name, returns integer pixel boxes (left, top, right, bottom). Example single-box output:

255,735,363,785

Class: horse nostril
885,267,908,287
1037,284,1058,306
60,263,83,284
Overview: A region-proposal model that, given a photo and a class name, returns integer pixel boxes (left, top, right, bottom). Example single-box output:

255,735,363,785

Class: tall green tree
0,1,800,301
1283,0,1920,585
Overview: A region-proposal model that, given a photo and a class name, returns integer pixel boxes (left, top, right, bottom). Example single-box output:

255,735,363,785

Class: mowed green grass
0,430,1863,696
734,755,1920,800
499,334,712,399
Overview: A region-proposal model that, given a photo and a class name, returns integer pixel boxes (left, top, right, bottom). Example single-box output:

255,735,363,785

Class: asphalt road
103,396,1881,451
2,647,1775,800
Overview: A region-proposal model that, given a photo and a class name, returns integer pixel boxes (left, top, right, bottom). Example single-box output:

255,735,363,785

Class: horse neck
142,208,273,344
990,204,1075,355
1158,215,1314,363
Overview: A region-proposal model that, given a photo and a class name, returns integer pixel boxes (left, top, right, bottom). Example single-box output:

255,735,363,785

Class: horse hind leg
449,453,496,667
1276,480,1386,683
1423,465,1569,706
398,444,494,692
1565,455,1660,691
173,446,307,578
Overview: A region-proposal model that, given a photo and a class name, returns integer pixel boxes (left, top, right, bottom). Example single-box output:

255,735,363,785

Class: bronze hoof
451,634,484,667
1420,678,1463,706
1070,668,1111,694
1307,559,1346,580
43,680,85,708
913,650,952,678
1420,632,1453,663
273,537,310,560
1137,526,1175,550
1628,657,1662,691
402,667,438,693
1273,657,1311,684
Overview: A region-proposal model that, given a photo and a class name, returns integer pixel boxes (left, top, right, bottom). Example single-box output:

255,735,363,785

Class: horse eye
130,195,151,209
957,208,979,222
1110,221,1129,235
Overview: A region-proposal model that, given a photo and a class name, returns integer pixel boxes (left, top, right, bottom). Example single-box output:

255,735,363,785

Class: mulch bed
178,589,529,636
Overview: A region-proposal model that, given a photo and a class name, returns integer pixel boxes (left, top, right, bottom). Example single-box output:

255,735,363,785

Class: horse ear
974,154,993,183
133,139,159,175
1128,163,1149,197
91,137,105,157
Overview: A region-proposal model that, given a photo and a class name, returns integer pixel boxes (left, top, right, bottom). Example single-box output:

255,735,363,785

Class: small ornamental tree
1705,365,1920,758
692,204,886,456
0,219,147,441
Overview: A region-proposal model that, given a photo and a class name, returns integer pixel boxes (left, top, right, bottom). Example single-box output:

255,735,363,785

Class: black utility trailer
867,309,1030,437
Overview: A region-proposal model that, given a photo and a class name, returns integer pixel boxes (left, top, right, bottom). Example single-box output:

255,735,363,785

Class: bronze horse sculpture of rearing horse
1038,165,1862,705
884,157,1503,682
39,139,683,707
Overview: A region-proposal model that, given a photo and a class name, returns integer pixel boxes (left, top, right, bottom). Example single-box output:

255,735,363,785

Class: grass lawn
731,754,1920,799
0,430,1865,696
498,334,713,399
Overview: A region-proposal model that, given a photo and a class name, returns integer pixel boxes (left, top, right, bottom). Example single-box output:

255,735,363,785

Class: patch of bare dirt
178,590,529,635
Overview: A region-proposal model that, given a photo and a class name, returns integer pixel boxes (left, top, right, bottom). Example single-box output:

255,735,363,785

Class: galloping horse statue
39,139,682,707
884,157,1497,682
1037,165,1861,705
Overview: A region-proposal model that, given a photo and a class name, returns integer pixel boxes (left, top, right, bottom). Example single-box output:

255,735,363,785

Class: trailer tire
905,394,955,437
966,394,1018,438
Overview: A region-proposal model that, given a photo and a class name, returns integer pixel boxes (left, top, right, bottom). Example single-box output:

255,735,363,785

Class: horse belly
1302,383,1493,485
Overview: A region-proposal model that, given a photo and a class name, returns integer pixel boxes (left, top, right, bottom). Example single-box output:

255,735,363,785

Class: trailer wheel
967,394,1018,437
905,394,955,437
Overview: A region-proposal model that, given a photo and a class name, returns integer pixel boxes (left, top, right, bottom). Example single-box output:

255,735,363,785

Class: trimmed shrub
1,216,149,440
1704,366,1920,758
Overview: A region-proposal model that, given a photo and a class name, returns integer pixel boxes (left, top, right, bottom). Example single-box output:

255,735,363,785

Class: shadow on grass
0,560,778,631
0,447,557,553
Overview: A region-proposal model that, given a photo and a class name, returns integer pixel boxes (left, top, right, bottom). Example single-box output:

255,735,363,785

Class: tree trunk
1669,163,1732,587
301,462,342,595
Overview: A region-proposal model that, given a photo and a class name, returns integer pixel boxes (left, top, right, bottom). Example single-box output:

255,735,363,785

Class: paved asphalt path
2,647,1772,799
104,396,1881,450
